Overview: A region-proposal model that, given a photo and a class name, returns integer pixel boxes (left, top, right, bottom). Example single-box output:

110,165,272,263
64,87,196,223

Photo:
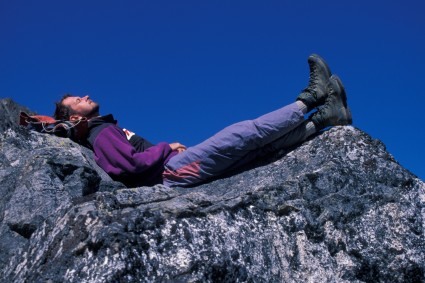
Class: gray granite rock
0,98,34,133
0,99,424,282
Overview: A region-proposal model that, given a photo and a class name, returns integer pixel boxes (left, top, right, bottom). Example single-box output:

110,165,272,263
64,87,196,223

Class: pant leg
266,120,313,151
163,102,304,187
223,120,314,172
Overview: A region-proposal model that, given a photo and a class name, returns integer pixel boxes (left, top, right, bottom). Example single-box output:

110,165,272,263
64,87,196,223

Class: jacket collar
88,114,117,130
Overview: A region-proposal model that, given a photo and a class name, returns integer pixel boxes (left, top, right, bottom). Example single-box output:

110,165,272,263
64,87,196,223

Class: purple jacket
86,115,177,187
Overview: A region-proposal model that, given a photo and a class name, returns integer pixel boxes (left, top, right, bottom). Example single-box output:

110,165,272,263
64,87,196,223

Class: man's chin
87,105,100,118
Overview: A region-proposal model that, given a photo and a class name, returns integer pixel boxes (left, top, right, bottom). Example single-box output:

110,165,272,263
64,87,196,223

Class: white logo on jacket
123,128,135,140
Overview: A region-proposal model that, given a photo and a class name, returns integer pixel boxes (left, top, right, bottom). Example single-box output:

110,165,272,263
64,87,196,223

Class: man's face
62,95,100,119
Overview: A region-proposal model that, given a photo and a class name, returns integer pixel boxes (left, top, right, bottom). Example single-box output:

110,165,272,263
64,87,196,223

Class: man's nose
82,95,89,101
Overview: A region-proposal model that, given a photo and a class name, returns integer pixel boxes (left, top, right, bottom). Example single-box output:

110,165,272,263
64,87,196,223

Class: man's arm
169,142,186,153
92,126,174,177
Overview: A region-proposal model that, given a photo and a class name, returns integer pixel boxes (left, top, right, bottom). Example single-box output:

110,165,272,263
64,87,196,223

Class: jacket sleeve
92,125,173,176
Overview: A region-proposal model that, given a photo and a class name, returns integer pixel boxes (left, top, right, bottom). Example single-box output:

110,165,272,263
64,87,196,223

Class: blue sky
1,0,424,180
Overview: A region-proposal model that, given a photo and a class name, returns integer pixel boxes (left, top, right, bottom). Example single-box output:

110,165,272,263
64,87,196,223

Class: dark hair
53,94,74,120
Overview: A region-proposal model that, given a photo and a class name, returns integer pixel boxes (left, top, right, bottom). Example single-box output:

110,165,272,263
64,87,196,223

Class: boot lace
302,62,318,96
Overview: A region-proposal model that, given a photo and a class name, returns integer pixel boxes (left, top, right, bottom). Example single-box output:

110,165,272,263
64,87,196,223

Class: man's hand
169,142,187,153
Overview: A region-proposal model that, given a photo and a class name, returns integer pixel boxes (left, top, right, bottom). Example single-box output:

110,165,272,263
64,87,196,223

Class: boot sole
346,107,353,124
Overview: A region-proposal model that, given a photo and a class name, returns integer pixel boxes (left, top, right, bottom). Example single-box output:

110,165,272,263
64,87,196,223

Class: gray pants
163,102,310,187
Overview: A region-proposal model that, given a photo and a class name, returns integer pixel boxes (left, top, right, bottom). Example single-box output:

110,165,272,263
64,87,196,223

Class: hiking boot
297,54,332,112
310,75,352,130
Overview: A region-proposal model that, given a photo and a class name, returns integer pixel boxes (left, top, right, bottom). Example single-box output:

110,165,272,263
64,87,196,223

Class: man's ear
69,115,83,121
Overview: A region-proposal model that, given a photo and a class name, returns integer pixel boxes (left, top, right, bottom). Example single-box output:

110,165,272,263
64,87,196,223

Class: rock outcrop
0,98,424,282
0,98,34,133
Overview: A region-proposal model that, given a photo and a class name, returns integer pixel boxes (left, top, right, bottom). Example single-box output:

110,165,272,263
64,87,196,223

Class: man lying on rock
53,54,352,188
